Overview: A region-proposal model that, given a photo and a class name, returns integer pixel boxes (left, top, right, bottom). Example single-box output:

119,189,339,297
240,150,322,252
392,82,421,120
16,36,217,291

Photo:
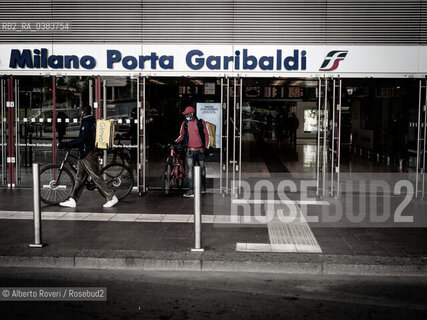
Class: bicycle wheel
162,163,172,196
39,165,75,205
101,163,134,200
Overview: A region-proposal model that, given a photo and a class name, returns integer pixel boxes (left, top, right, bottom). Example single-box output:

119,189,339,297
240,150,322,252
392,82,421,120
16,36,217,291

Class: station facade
0,0,426,198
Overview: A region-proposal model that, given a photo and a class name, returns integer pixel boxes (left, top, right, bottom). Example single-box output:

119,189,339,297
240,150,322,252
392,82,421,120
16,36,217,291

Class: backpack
95,119,115,150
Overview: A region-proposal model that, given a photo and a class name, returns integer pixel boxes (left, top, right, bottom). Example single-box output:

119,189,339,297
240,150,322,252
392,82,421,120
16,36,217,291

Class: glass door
14,76,53,187
144,77,222,191
101,76,138,185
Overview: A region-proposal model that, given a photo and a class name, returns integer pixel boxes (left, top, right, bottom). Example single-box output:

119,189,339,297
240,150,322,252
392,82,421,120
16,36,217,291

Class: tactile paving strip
236,200,322,253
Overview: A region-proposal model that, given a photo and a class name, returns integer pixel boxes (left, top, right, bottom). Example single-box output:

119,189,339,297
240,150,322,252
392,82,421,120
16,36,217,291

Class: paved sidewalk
0,188,426,276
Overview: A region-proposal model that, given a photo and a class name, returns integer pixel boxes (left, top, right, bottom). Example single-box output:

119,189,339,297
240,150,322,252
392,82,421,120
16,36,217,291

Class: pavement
0,188,427,276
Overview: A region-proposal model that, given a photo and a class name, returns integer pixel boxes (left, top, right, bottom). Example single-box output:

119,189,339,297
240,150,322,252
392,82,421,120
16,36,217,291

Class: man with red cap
176,106,209,197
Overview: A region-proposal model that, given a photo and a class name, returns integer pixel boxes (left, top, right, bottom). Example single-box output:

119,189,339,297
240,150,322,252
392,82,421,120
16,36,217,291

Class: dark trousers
186,149,206,191
71,153,114,201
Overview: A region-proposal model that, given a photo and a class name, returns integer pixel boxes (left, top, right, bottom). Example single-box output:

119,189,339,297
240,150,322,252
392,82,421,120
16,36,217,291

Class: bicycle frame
54,150,77,184
167,146,185,180
56,150,97,190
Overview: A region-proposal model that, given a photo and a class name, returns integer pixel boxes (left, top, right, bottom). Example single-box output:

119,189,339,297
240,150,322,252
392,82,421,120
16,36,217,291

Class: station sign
1,44,426,78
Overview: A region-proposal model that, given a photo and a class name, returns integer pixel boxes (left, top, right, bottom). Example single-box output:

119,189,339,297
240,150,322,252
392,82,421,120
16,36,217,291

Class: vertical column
232,79,237,197
7,75,15,188
29,163,45,248
316,78,321,196
416,80,422,198
238,78,243,194
1,78,5,186
94,76,101,120
225,78,230,194
336,79,343,196
52,76,57,166
220,78,224,194
322,78,328,197
14,78,19,185
139,77,146,194
95,77,102,171
103,79,107,168
191,166,204,252
330,79,336,196
136,77,140,192
422,79,427,198
220,78,230,195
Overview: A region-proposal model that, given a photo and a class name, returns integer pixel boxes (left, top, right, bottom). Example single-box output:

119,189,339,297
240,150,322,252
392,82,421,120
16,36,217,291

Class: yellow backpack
95,119,115,150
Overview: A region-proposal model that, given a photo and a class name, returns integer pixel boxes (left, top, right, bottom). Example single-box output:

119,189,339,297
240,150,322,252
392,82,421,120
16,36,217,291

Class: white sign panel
196,102,221,148
0,43,426,77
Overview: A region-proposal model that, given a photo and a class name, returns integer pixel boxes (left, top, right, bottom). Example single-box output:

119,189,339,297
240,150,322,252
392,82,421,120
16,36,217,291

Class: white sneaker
59,198,76,208
103,195,118,208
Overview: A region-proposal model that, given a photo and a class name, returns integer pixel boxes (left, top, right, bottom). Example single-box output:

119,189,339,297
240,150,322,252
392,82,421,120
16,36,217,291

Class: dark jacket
64,115,96,159
175,118,209,148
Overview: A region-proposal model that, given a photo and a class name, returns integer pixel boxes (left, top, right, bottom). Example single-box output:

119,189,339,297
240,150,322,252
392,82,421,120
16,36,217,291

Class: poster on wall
304,109,318,133
196,102,221,149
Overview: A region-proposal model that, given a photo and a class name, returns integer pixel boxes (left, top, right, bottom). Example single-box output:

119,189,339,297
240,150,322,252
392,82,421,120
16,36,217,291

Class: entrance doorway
144,77,222,190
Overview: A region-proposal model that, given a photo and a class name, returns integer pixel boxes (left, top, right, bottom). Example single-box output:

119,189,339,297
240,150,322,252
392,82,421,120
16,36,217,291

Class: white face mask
186,116,192,121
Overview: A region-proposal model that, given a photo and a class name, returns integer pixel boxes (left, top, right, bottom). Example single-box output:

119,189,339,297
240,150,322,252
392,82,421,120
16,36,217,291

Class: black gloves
58,142,68,150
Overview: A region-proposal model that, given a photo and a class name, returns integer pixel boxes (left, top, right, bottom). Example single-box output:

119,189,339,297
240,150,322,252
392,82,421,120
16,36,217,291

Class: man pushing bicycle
57,105,118,208
175,106,209,198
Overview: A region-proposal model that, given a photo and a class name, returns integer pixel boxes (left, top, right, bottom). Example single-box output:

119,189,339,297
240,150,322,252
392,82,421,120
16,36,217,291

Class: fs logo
319,50,348,71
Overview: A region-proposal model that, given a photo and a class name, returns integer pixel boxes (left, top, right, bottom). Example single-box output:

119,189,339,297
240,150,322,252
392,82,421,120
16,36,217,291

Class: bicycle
159,143,186,195
39,149,134,205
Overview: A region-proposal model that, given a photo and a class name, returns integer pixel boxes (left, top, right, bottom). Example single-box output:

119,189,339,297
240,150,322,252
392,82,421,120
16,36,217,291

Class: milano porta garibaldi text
9,48,307,71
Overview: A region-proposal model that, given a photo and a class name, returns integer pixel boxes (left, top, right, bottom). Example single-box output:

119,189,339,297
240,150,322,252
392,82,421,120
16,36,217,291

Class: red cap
182,106,195,115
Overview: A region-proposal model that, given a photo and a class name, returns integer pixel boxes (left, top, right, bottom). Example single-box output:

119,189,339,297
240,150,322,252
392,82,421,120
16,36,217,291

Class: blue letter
301,50,307,70
159,56,173,69
122,56,137,69
107,50,121,69
9,49,33,68
259,56,273,70
64,55,79,69
243,49,257,70
80,55,96,69
206,56,220,70
186,50,204,70
48,55,63,69
284,50,299,70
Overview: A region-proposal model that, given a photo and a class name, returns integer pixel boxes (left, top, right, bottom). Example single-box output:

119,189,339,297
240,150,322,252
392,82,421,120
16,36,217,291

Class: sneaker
201,187,207,193
59,198,76,208
183,190,194,198
103,195,118,208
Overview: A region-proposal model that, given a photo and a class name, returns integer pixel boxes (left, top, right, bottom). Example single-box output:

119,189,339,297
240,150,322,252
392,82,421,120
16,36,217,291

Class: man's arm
175,121,185,143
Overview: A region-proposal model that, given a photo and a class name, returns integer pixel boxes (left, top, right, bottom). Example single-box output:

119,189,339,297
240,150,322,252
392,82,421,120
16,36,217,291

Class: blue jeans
186,149,206,191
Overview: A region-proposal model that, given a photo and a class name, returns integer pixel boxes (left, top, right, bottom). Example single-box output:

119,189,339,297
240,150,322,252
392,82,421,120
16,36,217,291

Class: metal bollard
399,159,403,171
377,153,380,162
387,156,390,166
29,163,45,248
191,166,204,252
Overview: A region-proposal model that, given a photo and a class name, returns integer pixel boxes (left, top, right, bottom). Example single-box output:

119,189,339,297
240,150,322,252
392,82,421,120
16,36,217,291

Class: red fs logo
319,50,348,71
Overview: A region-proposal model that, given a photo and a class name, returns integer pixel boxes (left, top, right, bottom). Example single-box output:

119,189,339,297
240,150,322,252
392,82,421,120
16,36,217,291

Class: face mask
186,116,191,121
